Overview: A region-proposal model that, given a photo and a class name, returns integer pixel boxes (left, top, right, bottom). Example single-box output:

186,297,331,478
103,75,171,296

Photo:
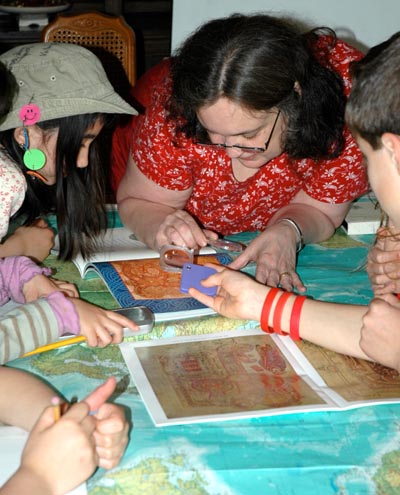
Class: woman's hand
367,227,400,295
228,223,305,292
188,264,268,321
155,209,218,250
72,299,138,347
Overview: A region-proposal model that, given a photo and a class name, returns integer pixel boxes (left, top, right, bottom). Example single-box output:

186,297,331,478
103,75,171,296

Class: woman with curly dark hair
114,13,368,291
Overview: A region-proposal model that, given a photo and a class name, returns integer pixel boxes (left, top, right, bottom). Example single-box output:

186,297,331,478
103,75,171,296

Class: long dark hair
0,113,114,260
0,61,16,124
169,13,346,159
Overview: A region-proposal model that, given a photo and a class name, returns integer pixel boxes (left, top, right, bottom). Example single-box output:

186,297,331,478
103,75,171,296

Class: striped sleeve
0,299,59,364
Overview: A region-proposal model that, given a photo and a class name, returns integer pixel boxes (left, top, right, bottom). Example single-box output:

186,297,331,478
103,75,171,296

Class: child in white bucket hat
0,47,137,493
0,42,137,261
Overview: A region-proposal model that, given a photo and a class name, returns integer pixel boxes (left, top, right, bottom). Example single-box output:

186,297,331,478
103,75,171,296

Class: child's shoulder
0,148,24,177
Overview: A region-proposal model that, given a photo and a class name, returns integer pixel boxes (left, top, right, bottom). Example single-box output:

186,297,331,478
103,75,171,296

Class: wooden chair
41,11,136,98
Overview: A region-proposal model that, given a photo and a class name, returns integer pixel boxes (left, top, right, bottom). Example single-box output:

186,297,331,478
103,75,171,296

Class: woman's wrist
275,218,304,252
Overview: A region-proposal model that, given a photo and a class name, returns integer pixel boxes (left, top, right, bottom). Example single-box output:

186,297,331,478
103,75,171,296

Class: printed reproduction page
292,339,400,405
0,427,87,494
120,330,333,426
121,329,400,426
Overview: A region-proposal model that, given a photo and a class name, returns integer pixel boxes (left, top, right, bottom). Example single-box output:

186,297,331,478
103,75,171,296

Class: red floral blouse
112,38,368,236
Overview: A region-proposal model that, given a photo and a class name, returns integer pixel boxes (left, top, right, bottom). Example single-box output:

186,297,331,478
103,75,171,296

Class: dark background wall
0,0,172,78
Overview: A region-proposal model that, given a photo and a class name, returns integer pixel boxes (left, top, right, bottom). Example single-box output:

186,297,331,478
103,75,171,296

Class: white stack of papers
344,194,381,235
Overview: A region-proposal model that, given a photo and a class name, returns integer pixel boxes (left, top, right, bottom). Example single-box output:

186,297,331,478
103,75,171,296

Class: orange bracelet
272,291,292,335
289,295,307,341
260,288,280,333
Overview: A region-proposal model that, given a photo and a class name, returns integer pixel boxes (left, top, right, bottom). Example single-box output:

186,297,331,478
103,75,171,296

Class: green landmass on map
374,450,400,495
88,455,217,495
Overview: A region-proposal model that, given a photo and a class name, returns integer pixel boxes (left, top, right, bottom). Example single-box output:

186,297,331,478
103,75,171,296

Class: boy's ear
381,133,400,172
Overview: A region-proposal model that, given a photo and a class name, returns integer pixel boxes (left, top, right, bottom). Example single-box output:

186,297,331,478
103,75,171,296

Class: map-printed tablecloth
8,228,400,495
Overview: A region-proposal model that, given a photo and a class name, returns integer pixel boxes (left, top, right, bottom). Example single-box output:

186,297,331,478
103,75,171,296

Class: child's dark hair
0,61,16,124
346,32,400,149
0,113,115,260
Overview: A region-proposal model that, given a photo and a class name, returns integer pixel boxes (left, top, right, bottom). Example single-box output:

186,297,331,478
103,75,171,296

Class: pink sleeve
45,291,80,337
0,256,52,305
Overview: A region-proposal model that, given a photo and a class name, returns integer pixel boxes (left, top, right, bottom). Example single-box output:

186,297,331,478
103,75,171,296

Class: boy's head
346,32,400,149
346,32,400,227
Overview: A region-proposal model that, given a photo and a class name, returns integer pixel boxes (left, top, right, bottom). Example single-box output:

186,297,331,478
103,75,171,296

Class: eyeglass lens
198,110,280,154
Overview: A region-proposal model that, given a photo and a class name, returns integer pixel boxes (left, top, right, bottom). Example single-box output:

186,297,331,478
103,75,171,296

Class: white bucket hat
0,42,137,131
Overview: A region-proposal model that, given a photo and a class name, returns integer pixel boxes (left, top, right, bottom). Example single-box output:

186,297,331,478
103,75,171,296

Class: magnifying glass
159,238,246,272
159,245,194,272
207,238,246,253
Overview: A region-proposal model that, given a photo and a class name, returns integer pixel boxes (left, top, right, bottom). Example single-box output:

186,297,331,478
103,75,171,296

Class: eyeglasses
196,110,281,155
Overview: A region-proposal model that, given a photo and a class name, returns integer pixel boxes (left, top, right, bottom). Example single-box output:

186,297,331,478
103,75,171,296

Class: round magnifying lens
159,244,194,272
207,238,246,253
163,248,192,267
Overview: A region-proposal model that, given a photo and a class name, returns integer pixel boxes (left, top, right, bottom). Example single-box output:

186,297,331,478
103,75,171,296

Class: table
7,227,400,495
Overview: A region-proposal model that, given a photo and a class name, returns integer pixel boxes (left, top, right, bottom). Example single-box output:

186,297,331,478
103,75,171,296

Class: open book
55,226,218,279
53,227,238,321
120,328,400,426
53,226,158,278
53,226,232,322
83,253,231,322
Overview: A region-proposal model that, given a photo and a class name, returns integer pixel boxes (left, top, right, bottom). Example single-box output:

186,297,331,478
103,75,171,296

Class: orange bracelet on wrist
260,288,280,333
289,295,307,341
272,291,292,335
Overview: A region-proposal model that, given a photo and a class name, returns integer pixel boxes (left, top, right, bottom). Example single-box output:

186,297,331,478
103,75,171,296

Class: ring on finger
279,271,291,282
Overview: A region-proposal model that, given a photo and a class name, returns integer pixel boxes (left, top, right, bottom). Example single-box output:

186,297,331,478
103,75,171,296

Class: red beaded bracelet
260,288,280,333
289,295,307,341
272,291,292,335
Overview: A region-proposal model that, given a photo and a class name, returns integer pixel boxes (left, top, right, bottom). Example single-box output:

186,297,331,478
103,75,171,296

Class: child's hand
188,264,268,322
12,402,97,495
367,226,400,295
360,293,400,371
84,377,129,469
23,274,78,302
71,299,139,347
11,220,54,262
